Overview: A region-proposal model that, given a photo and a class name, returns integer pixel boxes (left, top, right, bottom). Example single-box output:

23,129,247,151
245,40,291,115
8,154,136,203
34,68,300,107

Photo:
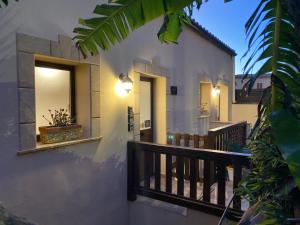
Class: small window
256,82,263,89
35,61,75,137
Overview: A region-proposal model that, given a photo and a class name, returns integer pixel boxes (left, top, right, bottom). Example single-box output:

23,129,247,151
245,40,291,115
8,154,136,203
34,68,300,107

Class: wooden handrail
133,141,251,165
127,141,251,220
209,121,247,133
206,121,248,150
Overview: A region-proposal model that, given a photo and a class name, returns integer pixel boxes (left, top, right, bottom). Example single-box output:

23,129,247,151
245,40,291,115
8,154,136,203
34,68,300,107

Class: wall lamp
212,85,221,97
119,73,133,93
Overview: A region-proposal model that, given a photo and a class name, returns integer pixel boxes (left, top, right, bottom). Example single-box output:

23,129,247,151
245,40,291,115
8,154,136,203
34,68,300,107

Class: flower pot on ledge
39,124,83,144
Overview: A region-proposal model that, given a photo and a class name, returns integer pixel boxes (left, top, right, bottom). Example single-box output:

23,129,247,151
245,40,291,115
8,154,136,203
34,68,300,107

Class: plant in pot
39,108,82,144
200,103,209,116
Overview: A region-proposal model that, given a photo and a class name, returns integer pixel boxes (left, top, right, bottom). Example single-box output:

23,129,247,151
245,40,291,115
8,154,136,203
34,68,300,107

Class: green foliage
238,0,300,223
236,130,292,224
42,108,73,127
73,0,195,56
270,110,300,188
73,0,233,56
157,12,188,44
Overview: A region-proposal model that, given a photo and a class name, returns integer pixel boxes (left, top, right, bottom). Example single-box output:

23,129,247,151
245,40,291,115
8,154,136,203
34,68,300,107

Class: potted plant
200,103,209,116
39,108,82,144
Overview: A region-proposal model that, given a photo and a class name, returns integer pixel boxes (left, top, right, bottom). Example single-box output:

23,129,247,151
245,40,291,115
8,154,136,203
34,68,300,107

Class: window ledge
17,136,102,156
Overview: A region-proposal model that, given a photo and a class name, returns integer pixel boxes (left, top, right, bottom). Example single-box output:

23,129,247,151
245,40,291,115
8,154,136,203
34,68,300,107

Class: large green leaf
240,0,300,222
73,0,195,55
157,12,187,44
73,0,234,56
270,110,300,188
243,0,300,100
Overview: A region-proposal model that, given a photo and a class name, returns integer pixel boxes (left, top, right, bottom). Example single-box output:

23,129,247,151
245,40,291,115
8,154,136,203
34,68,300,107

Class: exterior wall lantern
212,85,221,97
119,73,133,93
116,73,133,97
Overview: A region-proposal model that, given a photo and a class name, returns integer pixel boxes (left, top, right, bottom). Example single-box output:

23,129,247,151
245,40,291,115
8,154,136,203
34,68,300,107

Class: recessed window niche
17,33,101,152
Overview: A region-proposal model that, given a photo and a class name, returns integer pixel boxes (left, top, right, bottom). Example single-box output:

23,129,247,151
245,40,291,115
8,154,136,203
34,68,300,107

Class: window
256,82,263,89
35,61,75,136
17,34,101,152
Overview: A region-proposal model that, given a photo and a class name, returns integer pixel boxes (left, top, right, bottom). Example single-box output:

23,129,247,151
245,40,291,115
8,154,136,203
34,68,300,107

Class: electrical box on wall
128,106,134,132
170,86,177,95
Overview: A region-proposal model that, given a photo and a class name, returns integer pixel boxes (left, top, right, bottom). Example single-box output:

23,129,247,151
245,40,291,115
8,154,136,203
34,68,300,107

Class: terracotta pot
39,124,83,144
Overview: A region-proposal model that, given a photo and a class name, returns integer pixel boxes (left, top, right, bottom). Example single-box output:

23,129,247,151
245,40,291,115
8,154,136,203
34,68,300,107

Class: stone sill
17,136,102,156
198,115,210,119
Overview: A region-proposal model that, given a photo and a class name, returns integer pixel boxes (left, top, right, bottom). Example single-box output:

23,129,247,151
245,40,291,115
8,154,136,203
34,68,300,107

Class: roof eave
185,20,237,57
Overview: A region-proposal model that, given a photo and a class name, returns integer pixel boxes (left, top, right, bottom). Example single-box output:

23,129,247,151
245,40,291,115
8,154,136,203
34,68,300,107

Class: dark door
140,77,154,142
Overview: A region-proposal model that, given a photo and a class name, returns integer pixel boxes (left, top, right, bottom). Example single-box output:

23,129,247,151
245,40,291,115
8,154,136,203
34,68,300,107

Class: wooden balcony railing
205,121,248,151
127,141,251,220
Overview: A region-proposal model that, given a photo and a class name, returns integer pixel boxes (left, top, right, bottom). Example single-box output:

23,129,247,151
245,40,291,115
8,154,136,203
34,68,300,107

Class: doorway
140,77,154,142
219,84,229,121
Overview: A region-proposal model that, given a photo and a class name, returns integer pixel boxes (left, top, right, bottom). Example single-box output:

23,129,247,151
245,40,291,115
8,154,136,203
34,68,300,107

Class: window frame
17,33,101,152
35,61,76,142
256,82,263,89
35,61,76,120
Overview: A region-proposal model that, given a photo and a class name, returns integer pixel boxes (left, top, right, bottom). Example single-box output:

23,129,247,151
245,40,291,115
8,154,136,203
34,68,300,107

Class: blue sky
192,0,261,74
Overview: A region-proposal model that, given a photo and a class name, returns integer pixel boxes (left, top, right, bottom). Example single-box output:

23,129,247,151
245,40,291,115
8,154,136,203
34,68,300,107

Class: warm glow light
115,80,128,97
212,86,221,97
116,73,133,96
122,81,133,92
35,67,59,78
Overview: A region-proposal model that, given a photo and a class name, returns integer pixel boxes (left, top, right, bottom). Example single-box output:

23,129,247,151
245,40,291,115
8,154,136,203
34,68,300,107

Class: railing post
166,154,173,194
127,141,137,201
184,134,190,179
242,122,247,145
205,131,215,149
203,160,211,202
233,163,242,210
217,161,226,206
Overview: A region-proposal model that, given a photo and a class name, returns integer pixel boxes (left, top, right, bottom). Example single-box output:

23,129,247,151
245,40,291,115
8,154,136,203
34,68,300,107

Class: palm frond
243,0,300,97
157,12,189,44
242,0,300,193
73,0,195,56
74,0,234,56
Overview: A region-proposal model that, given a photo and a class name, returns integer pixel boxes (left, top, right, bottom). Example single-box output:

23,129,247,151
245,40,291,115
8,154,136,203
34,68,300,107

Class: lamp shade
119,73,133,93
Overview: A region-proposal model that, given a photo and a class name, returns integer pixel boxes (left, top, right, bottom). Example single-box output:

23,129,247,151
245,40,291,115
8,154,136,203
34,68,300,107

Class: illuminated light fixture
119,73,133,93
36,67,58,78
115,73,133,97
212,86,221,97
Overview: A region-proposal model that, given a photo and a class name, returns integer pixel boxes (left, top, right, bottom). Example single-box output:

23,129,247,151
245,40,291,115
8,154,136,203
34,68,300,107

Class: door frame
140,76,154,142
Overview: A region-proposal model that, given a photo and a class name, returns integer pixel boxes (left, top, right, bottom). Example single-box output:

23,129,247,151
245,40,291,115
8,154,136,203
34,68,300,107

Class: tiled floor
147,168,249,211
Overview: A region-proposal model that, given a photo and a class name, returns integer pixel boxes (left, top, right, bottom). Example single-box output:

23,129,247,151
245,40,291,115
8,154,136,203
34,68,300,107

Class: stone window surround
17,33,101,153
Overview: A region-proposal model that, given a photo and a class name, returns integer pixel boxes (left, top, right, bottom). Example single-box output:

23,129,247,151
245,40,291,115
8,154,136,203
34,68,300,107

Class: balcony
128,122,251,222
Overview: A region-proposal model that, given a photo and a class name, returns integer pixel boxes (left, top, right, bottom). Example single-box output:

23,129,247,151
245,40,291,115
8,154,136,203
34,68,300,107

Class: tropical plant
74,0,300,223
235,0,300,223
73,0,229,56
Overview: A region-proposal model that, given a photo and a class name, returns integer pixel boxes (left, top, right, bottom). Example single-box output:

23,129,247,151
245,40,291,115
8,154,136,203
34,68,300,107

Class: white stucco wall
0,1,234,225
0,1,128,225
170,27,234,133
232,104,258,127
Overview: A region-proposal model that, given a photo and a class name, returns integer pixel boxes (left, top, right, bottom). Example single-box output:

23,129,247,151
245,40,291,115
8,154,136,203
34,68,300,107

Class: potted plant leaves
39,108,82,144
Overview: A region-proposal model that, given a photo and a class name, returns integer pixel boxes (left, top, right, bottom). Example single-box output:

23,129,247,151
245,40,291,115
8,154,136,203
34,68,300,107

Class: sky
192,0,261,75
